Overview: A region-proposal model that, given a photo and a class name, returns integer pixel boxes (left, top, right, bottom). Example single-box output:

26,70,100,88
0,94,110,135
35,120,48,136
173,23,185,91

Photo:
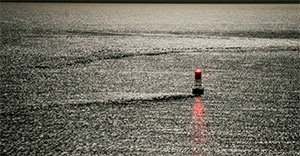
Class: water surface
1,3,300,155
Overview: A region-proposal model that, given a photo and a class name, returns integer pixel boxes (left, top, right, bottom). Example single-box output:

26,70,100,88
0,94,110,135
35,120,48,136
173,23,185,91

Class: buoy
192,68,204,95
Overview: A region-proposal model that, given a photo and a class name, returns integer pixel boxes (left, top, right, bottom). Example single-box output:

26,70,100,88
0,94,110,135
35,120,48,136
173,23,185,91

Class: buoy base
192,88,204,95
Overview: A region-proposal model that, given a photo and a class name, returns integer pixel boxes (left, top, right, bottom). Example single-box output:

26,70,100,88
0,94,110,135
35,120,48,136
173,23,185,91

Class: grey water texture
1,3,300,155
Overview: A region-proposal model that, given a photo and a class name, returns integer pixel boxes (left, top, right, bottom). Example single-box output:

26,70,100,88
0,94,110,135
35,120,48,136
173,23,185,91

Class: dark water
1,3,300,155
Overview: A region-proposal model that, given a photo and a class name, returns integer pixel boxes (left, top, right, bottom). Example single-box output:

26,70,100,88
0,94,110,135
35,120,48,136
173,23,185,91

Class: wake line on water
34,45,299,69
103,50,182,59
23,29,300,39
35,50,182,69
65,92,195,107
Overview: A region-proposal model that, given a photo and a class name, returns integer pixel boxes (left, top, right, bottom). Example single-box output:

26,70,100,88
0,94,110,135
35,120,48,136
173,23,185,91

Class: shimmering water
1,3,300,155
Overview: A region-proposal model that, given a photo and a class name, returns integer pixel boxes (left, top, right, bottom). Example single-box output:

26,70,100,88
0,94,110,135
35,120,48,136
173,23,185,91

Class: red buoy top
195,69,202,79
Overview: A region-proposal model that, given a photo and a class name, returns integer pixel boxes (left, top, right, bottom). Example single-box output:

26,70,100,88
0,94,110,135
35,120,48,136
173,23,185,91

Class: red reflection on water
191,97,207,155
192,97,206,131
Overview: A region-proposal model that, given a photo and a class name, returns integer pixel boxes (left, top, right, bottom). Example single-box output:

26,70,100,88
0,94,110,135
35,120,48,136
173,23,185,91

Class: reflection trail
191,96,207,155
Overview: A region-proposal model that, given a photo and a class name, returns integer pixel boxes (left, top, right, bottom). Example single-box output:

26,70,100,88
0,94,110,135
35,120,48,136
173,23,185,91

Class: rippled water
1,3,300,155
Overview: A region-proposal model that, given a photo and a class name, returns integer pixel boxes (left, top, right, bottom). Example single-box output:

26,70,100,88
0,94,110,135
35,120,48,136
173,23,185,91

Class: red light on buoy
195,69,202,80
193,68,204,95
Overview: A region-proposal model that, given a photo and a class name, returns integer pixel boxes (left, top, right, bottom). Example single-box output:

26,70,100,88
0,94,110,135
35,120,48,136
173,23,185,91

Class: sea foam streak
63,92,194,106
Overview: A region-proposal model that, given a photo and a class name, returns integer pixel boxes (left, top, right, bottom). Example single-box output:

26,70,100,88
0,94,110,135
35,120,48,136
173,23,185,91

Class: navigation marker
192,68,204,96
